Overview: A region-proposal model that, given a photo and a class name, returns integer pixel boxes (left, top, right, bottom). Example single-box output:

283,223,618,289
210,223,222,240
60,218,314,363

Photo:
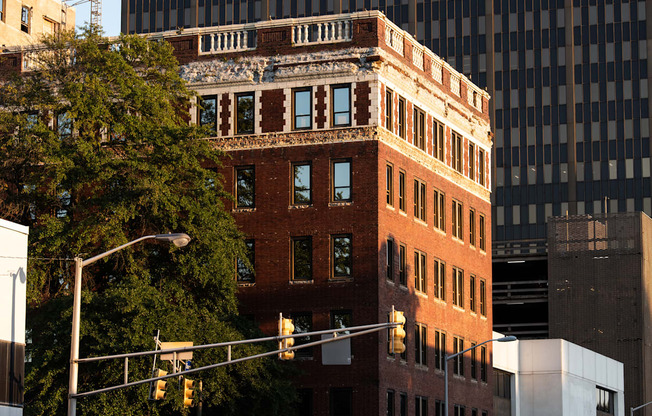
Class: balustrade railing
199,29,256,55
292,19,351,45
450,73,460,96
412,46,423,71
384,25,404,55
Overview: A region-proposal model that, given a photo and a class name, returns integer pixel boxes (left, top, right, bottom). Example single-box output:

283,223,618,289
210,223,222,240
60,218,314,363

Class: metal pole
67,257,83,416
444,352,449,416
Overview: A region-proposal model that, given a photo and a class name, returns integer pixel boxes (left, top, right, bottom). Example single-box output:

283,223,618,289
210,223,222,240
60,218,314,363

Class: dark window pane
292,237,312,281
236,93,254,134
236,167,255,208
332,235,352,277
236,240,255,282
293,164,312,204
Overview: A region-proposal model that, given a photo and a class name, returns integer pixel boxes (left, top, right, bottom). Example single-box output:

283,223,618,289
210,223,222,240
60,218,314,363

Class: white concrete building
0,219,28,416
493,332,625,416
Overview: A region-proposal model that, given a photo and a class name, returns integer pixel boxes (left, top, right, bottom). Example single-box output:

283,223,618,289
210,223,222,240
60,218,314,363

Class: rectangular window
331,310,352,334
297,389,314,416
468,143,475,180
414,250,426,293
414,324,427,366
434,330,446,370
399,244,407,286
597,387,614,414
398,171,406,211
480,279,487,316
435,400,445,416
471,342,477,380
292,237,312,281
387,239,394,281
413,179,426,222
332,235,352,279
469,275,476,313
480,345,487,382
479,214,486,251
454,405,466,416
434,119,445,161
494,369,512,399
386,164,394,206
434,189,445,231
0,0,4,21
413,107,426,151
469,209,476,247
452,200,463,239
387,390,395,416
332,160,351,202
293,88,312,129
293,163,312,205
235,166,255,208
236,239,255,283
292,312,313,358
57,112,72,138
452,267,464,308
452,131,463,173
453,337,464,376
198,95,217,131
398,97,406,139
434,259,445,300
235,92,254,134
21,6,30,33
415,396,428,416
332,85,351,126
385,89,393,131
330,388,352,416
400,393,407,416
478,149,485,186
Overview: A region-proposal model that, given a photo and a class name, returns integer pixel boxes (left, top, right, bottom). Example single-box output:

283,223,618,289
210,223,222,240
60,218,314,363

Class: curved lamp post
67,233,191,416
631,400,652,416
444,335,517,416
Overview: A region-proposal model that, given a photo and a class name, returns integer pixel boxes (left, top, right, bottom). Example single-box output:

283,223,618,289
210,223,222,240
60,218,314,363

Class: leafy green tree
0,29,296,415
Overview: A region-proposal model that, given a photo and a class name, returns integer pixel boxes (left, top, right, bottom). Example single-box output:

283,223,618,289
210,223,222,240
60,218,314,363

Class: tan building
0,0,74,48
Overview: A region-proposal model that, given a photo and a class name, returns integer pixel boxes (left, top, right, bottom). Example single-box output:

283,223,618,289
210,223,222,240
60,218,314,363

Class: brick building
0,10,494,415
166,11,493,415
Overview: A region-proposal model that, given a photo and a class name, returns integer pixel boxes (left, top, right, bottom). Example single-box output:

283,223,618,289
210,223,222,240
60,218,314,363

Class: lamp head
497,336,517,342
155,233,192,247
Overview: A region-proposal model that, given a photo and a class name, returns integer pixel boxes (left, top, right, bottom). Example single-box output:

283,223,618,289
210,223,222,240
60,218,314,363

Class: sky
69,1,122,37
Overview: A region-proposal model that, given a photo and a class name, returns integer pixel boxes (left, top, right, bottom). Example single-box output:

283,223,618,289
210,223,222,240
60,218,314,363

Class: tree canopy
0,29,295,415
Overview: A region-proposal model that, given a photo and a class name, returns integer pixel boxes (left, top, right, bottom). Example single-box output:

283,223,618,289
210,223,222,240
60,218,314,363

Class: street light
67,233,191,416
631,400,652,416
444,335,516,416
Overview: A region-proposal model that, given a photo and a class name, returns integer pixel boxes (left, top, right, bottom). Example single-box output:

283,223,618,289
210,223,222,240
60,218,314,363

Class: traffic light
279,317,295,360
391,310,406,354
183,377,195,408
151,369,167,400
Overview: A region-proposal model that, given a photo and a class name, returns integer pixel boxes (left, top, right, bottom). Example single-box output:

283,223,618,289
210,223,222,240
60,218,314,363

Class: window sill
416,291,428,299
289,204,313,210
386,279,395,286
237,282,255,287
434,297,446,305
329,277,353,283
233,207,256,213
290,279,314,285
434,227,446,236
480,315,488,321
398,284,409,292
416,364,429,371
399,210,407,217
414,218,428,227
452,237,465,245
453,305,465,313
329,201,353,207
386,204,395,211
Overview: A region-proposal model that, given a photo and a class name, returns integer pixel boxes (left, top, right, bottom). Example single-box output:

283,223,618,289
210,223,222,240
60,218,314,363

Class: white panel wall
493,333,625,416
0,219,28,344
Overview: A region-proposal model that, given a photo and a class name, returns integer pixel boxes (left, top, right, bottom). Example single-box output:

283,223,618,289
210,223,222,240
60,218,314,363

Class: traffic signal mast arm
70,315,406,400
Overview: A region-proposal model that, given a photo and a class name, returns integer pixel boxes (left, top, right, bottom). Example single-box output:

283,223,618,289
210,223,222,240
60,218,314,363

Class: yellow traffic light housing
183,377,195,408
391,310,406,354
151,369,168,400
279,317,295,360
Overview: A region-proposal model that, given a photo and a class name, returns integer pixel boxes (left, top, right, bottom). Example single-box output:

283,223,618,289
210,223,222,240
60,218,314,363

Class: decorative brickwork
260,89,285,133
354,81,371,126
219,93,231,136
315,85,327,129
